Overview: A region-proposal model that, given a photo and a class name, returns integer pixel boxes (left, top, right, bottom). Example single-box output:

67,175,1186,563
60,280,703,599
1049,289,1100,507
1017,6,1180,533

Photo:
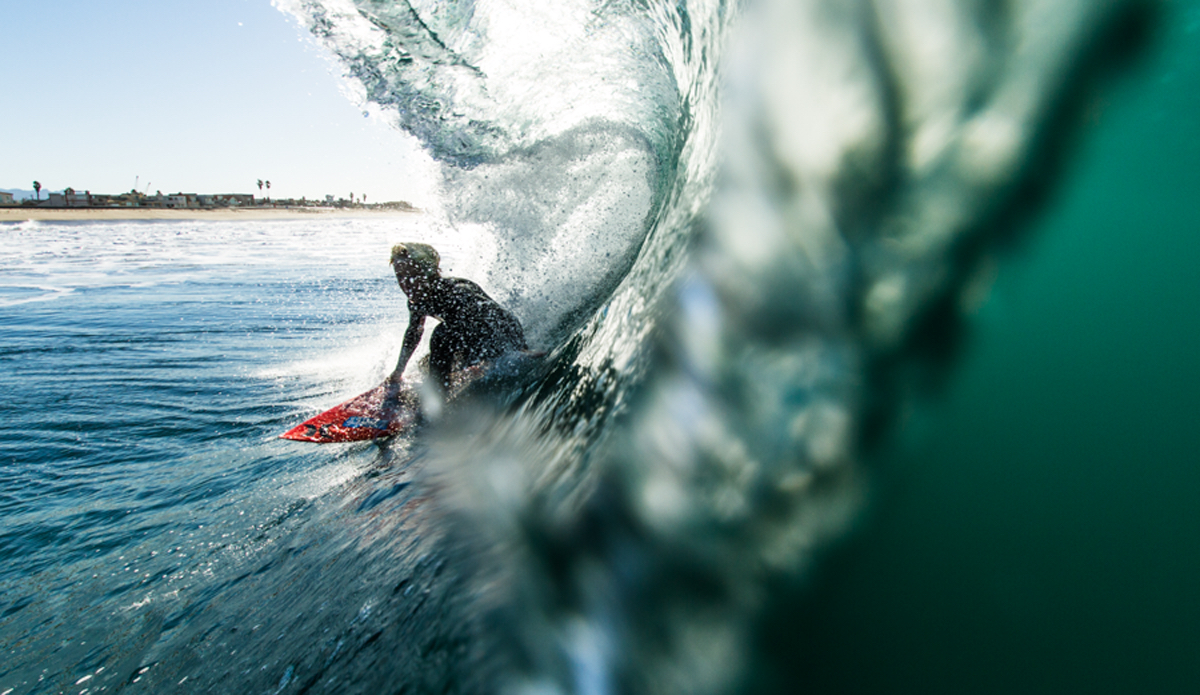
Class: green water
775,5,1200,694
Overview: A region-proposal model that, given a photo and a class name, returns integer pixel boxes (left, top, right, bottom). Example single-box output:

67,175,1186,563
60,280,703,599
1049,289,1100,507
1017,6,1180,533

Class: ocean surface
3,1,1199,694
0,217,488,692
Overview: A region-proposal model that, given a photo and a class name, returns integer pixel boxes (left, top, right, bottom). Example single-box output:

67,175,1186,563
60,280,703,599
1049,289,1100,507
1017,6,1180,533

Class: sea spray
275,0,724,351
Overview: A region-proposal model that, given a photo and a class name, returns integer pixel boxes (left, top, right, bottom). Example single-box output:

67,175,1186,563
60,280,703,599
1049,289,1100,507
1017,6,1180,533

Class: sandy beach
0,207,420,222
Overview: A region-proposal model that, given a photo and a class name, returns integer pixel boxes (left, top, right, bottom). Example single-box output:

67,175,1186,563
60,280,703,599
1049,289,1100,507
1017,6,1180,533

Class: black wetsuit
400,276,527,386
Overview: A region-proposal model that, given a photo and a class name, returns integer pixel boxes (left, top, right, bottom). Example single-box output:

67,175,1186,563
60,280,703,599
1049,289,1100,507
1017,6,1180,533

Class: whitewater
0,0,1160,693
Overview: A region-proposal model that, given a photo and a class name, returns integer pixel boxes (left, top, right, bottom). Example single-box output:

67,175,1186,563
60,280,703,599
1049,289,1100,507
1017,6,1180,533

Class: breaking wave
271,0,1153,692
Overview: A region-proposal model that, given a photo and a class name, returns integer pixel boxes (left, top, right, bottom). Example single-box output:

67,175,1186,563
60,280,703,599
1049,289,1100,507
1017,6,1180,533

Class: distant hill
1,188,52,201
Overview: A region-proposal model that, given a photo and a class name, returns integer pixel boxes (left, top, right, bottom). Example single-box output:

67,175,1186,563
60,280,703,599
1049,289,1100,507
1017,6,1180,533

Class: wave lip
277,0,682,168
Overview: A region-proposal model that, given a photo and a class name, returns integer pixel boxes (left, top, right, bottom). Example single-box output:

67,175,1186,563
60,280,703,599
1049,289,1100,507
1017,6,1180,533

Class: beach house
43,189,91,207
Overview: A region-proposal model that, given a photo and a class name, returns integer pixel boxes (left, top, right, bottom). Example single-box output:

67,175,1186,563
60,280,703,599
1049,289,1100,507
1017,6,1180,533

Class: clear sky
0,0,437,204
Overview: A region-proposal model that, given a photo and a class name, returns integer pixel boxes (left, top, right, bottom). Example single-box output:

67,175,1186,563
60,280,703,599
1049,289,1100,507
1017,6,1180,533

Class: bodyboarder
385,242,528,393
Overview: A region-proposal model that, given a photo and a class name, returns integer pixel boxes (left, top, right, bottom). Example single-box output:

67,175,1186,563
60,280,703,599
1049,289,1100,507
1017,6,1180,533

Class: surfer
280,243,529,442
386,242,528,392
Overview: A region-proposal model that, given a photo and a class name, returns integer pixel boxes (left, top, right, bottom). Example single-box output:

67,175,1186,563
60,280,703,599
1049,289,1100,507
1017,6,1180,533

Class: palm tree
33,181,41,201
265,181,271,202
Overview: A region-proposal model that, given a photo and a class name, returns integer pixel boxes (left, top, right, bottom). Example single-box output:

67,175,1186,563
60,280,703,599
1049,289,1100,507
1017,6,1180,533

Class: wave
274,0,1154,692
0,284,75,307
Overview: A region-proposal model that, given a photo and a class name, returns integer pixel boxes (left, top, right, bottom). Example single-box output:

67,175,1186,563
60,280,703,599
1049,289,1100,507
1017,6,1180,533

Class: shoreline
0,207,421,222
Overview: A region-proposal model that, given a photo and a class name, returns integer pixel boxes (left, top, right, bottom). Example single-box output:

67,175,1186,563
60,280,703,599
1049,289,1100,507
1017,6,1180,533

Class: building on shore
16,188,412,211
0,192,14,206
33,191,256,209
44,188,93,207
198,194,255,207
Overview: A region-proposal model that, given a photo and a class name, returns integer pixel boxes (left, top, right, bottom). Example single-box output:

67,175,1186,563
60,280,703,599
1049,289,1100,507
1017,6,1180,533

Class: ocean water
3,0,1197,694
0,217,491,693
768,8,1200,693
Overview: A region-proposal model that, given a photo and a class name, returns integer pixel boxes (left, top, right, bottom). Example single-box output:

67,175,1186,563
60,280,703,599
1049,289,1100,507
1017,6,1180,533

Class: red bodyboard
279,360,503,444
279,380,421,443
281,353,544,444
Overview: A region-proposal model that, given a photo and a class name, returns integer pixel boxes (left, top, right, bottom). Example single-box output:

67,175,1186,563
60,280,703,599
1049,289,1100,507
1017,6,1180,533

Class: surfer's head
390,242,441,281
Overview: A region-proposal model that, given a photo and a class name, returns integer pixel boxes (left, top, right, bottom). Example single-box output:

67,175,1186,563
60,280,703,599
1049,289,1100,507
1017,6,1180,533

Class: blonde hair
390,242,440,276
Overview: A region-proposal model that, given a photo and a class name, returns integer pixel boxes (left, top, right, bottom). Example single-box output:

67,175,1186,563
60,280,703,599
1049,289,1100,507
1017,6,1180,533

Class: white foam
0,284,75,307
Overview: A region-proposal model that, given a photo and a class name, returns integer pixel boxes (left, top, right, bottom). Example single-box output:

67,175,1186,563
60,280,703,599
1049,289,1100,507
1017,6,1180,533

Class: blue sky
0,0,436,203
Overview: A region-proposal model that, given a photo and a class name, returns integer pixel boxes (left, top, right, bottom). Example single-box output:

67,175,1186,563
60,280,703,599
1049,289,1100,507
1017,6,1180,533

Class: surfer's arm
391,315,425,381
